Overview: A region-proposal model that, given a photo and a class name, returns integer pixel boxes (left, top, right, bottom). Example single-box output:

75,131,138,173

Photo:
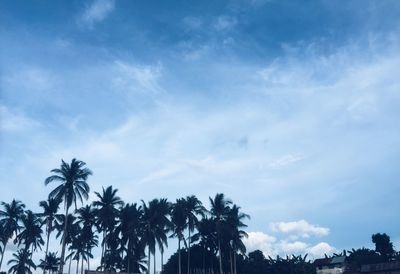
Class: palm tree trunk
147,247,151,274
101,230,106,270
76,258,79,274
153,249,156,274
188,229,191,274
44,222,51,274
218,237,223,274
202,244,206,274
80,255,84,274
59,203,69,274
161,250,164,274
229,252,233,274
68,256,72,274
233,251,237,274
0,240,8,269
178,239,182,274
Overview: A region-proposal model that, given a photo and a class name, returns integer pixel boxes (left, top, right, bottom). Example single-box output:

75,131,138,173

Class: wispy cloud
270,220,330,238
78,0,115,28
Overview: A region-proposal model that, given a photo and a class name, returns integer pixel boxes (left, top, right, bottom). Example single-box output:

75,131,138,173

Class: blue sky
1,0,400,272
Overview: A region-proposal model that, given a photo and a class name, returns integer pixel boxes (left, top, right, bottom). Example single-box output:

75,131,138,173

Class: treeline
0,158,399,274
0,158,249,274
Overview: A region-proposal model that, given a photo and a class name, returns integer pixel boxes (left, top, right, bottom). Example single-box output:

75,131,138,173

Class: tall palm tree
153,198,171,273
192,217,217,273
118,203,143,273
38,197,61,273
184,195,205,274
76,205,98,271
0,199,25,270
7,249,36,274
170,199,187,274
93,185,123,270
16,210,44,255
38,252,60,274
224,205,249,274
209,193,232,274
45,158,92,274
141,200,156,274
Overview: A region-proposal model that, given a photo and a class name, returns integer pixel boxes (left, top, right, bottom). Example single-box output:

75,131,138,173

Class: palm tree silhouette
0,199,25,270
118,203,144,273
170,198,187,274
184,195,205,274
224,204,249,274
209,193,232,274
76,205,98,272
38,252,60,274
192,217,217,273
7,249,36,274
45,158,92,274
16,210,45,257
93,185,123,270
38,198,61,274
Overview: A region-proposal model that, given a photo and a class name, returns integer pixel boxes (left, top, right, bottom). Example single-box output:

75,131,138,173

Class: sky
1,0,400,272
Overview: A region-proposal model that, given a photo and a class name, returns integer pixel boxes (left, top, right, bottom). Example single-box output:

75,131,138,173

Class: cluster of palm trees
0,158,249,274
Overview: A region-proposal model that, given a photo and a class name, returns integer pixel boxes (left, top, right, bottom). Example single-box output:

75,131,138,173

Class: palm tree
16,210,44,255
141,200,156,274
170,199,187,274
38,252,60,274
153,199,171,274
76,205,98,271
45,158,92,274
38,197,61,273
184,195,205,274
93,185,123,270
117,203,143,273
192,217,217,273
209,193,232,274
0,199,25,270
7,249,36,274
224,205,249,274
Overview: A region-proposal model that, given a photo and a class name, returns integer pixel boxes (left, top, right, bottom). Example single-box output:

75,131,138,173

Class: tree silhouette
0,200,25,270
38,198,61,274
93,185,123,270
45,158,92,274
209,193,232,274
372,233,395,260
7,249,36,274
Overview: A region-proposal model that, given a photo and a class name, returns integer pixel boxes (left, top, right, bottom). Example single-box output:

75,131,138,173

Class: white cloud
307,242,336,258
79,0,115,28
243,231,335,258
270,220,330,238
243,231,277,256
214,16,238,31
0,105,40,132
113,61,163,94
269,153,305,168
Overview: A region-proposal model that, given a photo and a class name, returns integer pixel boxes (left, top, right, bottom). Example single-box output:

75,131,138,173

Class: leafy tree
191,217,218,272
76,206,98,271
224,204,249,274
38,252,60,274
170,199,187,274
45,158,92,274
16,210,44,254
372,233,395,260
38,198,61,274
183,195,205,274
93,185,123,270
347,248,383,271
7,249,36,274
117,203,144,273
209,193,232,274
0,200,26,270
